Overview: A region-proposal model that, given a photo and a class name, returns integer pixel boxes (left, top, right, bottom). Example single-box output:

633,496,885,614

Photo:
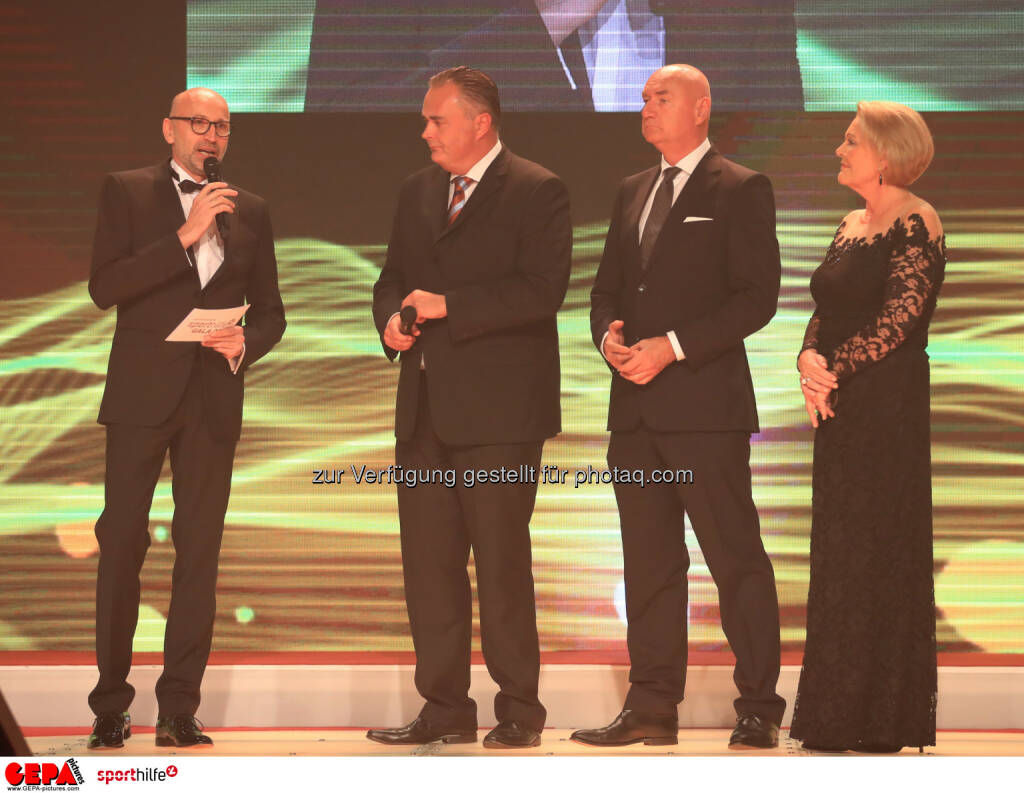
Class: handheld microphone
202,156,229,239
399,305,418,335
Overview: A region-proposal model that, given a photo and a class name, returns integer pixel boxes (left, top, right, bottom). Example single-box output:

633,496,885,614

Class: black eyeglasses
167,116,232,137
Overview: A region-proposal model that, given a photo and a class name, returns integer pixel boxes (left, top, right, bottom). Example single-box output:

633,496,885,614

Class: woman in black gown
790,101,946,753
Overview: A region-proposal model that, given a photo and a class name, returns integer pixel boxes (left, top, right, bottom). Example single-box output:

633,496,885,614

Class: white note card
165,304,249,342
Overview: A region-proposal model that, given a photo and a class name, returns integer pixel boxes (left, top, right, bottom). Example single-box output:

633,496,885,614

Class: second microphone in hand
399,305,418,336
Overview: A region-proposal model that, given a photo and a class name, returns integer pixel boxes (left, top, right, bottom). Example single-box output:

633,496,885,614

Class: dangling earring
878,172,883,186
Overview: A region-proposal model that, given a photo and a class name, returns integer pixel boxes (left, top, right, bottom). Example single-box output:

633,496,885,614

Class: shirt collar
169,158,205,187
661,138,711,177
453,138,503,185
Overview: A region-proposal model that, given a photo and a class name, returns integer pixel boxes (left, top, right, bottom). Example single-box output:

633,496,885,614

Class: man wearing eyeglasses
86,87,285,750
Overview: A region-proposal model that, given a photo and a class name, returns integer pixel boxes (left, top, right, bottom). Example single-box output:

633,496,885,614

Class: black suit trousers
89,361,236,717
608,427,786,724
395,375,546,731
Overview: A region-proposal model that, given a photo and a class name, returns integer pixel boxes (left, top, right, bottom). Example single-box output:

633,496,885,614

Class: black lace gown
790,214,946,749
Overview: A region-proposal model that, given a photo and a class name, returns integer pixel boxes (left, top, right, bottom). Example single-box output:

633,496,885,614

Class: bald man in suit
87,87,285,750
574,65,785,750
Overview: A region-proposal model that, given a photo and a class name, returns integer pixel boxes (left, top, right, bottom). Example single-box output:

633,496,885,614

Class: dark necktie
639,166,682,272
447,176,474,225
177,179,205,194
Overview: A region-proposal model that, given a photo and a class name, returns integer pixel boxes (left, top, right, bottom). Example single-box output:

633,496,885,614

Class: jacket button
638,284,646,293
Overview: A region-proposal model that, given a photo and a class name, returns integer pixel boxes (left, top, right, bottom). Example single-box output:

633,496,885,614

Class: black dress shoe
155,714,213,747
365,717,477,745
87,712,130,749
728,714,779,750
483,721,541,748
570,709,678,747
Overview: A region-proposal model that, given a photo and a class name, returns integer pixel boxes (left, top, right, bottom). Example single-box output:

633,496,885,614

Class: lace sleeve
798,221,842,368
796,310,821,370
828,220,944,382
801,311,821,353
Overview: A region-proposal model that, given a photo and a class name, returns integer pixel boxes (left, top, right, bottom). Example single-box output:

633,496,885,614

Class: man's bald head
169,87,229,118
657,64,711,102
162,87,231,182
640,65,712,162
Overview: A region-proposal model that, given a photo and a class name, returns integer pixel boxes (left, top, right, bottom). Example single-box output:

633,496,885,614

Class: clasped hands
798,348,838,428
383,289,447,351
604,320,676,385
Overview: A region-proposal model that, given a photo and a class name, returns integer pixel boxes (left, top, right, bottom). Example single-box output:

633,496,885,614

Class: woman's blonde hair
856,100,935,187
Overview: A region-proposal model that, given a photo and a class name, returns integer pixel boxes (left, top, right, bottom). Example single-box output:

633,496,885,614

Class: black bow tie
177,179,205,194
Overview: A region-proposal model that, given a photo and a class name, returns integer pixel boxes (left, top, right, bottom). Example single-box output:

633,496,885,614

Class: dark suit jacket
372,146,571,445
89,160,286,442
306,1,802,111
590,147,780,433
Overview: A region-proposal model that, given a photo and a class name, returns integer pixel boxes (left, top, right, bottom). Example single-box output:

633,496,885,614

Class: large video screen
187,1,1024,112
1,2,1022,660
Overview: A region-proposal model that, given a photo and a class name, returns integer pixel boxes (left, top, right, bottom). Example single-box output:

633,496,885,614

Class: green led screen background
190,1,1024,113
1,1,1022,658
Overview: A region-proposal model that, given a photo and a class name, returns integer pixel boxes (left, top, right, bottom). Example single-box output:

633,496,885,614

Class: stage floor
25,728,1024,757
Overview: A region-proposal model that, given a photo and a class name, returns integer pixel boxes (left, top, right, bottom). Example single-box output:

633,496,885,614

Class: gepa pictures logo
5,759,84,789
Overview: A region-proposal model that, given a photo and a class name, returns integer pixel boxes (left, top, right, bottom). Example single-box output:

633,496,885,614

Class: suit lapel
559,30,595,110
645,148,722,270
157,159,188,229
435,147,510,243
425,166,450,242
624,166,661,255
670,147,722,222
157,160,200,276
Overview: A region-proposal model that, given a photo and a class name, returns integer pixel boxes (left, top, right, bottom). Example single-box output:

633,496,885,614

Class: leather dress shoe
87,712,131,749
483,721,541,748
366,717,477,745
155,714,213,747
728,714,779,750
571,709,678,747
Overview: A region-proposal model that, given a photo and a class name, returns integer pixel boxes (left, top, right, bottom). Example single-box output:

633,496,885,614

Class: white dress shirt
638,138,712,241
603,138,712,363
447,138,503,206
170,158,243,373
170,159,224,289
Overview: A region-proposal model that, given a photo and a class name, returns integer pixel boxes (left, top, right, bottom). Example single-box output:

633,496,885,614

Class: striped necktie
447,176,474,225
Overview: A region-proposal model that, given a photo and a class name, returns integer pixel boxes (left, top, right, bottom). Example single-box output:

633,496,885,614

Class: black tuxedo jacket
372,147,572,445
88,160,286,441
306,0,802,111
590,147,780,433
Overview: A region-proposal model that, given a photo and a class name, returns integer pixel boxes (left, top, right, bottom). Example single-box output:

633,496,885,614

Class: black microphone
399,305,418,335
203,156,229,239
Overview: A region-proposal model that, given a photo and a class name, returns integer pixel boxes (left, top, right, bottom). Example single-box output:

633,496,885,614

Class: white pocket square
683,216,713,223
